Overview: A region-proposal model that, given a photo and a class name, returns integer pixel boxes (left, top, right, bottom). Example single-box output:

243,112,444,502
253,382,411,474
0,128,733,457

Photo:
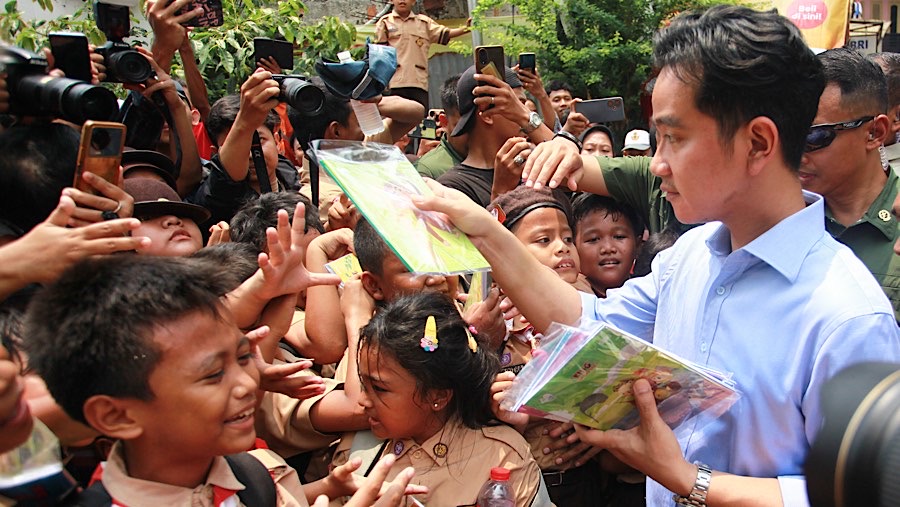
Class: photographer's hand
218,69,280,182
62,170,135,227
146,0,201,70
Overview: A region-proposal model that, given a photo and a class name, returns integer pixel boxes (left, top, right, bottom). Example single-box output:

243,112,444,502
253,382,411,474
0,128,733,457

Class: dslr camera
93,0,154,84
0,45,119,124
271,74,324,116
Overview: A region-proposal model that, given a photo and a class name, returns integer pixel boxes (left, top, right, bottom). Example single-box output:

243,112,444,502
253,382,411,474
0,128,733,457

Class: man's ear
745,116,778,176
477,109,495,127
324,120,344,140
438,112,449,129
190,108,202,126
361,271,386,301
870,114,892,148
83,395,144,441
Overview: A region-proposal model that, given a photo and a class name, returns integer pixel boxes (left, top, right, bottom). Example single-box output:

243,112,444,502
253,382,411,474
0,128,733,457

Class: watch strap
673,463,712,507
553,130,583,151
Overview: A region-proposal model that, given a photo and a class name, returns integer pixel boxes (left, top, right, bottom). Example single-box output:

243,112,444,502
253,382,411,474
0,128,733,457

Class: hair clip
466,325,478,353
420,315,438,352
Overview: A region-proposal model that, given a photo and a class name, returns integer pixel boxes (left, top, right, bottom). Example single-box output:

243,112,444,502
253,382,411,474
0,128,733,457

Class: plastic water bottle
337,51,384,136
476,467,515,507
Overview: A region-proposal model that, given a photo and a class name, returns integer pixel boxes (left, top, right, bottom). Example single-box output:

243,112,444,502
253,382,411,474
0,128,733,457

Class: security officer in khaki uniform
375,0,471,110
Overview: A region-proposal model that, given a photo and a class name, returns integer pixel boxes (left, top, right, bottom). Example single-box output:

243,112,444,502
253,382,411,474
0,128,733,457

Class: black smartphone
49,32,93,82
518,52,535,72
179,0,224,27
475,45,505,80
574,97,626,123
253,37,293,71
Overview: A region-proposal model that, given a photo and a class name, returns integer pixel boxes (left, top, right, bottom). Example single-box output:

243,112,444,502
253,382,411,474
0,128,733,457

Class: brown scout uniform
98,441,309,506
330,419,552,506
375,11,450,92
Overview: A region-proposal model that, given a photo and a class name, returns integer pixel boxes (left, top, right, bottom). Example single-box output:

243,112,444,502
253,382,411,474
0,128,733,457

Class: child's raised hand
543,421,602,468
461,287,506,349
491,371,529,431
207,221,231,246
257,203,341,300
340,277,376,323
309,227,354,262
317,454,427,506
247,325,327,399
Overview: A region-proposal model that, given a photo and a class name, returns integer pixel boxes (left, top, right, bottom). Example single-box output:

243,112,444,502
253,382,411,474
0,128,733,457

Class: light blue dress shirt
579,192,900,506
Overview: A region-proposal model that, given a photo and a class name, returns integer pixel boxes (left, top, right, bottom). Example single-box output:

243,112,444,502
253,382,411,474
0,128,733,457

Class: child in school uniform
487,186,603,507
331,291,552,506
571,193,643,298
22,255,422,506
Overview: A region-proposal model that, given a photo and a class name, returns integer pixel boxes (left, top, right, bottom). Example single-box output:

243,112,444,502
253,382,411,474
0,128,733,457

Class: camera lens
16,75,118,124
108,50,154,84
806,362,900,507
279,78,324,116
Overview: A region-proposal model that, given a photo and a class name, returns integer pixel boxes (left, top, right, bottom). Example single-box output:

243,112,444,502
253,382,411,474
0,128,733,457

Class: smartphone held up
73,121,127,195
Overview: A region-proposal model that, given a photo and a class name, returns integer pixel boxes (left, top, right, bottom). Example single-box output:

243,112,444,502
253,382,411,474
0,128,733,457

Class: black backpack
66,452,276,507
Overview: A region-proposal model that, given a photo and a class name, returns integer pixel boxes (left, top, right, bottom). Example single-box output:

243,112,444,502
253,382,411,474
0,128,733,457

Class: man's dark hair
206,94,281,147
24,256,231,425
820,48,887,115
440,74,462,114
288,77,352,152
230,191,323,252
0,123,80,235
652,5,825,169
545,80,574,96
870,52,900,110
572,193,643,238
633,225,682,277
354,217,389,276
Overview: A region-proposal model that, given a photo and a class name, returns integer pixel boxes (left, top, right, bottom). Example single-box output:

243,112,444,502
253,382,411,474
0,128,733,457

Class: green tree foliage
2,0,359,101
469,0,735,129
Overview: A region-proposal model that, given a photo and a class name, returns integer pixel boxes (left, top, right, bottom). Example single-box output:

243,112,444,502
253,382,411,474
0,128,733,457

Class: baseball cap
122,149,179,190
124,178,211,224
451,65,524,137
623,129,651,151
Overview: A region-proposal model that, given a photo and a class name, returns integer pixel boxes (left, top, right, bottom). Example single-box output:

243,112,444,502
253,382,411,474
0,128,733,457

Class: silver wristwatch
673,463,712,507
521,111,542,134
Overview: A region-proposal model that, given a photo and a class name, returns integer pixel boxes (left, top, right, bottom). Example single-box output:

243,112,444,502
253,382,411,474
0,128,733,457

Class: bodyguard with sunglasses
799,48,900,321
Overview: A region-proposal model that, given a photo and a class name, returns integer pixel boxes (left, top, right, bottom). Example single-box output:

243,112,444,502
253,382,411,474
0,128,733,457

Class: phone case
574,97,626,124
182,0,224,27
74,121,126,194
475,46,505,79
253,38,294,71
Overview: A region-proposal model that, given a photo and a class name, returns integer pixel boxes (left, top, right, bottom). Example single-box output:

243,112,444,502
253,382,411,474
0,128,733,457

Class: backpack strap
63,481,113,507
225,452,277,507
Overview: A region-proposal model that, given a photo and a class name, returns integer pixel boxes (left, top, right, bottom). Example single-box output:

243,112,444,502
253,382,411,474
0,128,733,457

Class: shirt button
700,342,708,353
715,286,726,296
413,450,423,459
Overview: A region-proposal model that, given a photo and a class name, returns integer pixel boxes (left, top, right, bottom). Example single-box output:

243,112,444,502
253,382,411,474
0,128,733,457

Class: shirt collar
706,191,825,282
390,418,465,466
102,441,245,507
825,168,898,241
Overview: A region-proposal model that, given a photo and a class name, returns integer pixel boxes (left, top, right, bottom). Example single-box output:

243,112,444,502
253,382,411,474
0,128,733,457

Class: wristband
553,130,582,151
673,463,712,507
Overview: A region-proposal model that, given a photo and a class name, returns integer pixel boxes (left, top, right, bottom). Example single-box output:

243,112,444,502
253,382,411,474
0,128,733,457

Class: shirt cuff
778,475,809,507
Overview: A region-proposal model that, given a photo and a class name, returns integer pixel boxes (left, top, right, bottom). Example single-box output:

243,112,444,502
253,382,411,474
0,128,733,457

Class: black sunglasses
804,116,874,153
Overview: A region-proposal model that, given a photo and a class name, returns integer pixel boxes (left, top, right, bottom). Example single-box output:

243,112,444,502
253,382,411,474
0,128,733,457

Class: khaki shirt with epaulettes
98,441,309,507
375,11,450,91
330,419,553,506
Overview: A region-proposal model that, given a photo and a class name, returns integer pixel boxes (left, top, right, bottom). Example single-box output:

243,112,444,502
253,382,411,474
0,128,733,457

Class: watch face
529,112,542,128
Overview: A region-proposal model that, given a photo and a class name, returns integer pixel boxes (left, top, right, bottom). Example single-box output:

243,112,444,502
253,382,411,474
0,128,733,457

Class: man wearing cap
124,178,211,257
436,65,554,207
799,48,900,320
621,129,652,157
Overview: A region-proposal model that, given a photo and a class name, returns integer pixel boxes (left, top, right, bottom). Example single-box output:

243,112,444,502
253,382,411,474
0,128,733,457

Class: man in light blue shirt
413,5,900,506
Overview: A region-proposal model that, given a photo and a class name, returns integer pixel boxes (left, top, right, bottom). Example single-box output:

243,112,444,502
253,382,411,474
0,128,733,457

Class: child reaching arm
330,291,552,506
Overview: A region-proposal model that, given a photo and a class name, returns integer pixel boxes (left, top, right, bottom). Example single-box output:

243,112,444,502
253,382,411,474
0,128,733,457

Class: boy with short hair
23,255,391,505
